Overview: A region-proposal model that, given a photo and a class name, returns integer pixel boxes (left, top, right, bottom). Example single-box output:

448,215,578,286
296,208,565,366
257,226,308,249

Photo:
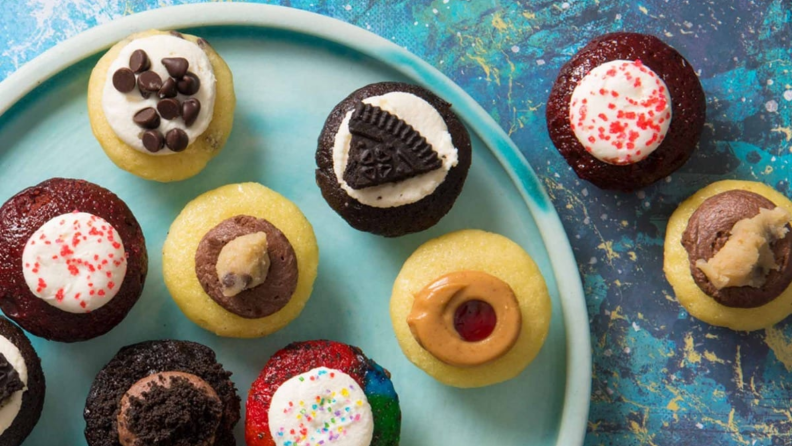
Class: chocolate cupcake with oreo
0,317,45,445
88,29,235,182
665,180,792,331
546,32,706,191
84,340,240,446
0,178,148,342
316,82,472,237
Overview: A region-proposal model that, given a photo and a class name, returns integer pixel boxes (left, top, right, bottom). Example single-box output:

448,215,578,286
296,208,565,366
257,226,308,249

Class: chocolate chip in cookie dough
158,77,178,99
169,30,185,39
182,98,201,127
129,49,150,73
0,352,23,404
112,68,136,93
142,130,164,153
162,57,189,79
166,128,189,152
157,98,181,120
343,102,443,189
133,107,161,129
137,71,163,93
177,72,201,95
197,38,210,48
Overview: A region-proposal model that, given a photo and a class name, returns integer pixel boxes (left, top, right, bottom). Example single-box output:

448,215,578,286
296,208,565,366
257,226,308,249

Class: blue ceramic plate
0,4,590,445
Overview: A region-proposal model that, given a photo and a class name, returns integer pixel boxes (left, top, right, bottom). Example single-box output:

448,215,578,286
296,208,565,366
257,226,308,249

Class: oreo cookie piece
0,317,46,446
546,32,706,191
316,82,472,237
0,178,148,342
84,340,240,446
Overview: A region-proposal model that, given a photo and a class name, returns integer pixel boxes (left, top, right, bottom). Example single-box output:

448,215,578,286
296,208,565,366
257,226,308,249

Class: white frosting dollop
102,35,216,155
0,335,27,435
22,212,128,313
268,367,374,446
332,91,458,208
569,59,672,165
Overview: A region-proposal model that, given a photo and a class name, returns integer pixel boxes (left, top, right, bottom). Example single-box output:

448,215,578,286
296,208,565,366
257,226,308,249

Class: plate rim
0,4,591,445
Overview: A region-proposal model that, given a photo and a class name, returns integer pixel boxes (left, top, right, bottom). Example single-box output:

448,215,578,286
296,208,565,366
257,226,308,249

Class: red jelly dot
454,300,497,342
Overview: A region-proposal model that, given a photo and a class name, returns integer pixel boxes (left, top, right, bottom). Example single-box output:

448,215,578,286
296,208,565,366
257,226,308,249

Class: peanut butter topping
407,271,521,367
215,231,271,297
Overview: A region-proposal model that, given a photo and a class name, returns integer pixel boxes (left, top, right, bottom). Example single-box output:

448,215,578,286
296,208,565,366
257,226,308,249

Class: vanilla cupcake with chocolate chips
88,30,235,182
665,180,792,331
163,183,318,338
316,82,472,237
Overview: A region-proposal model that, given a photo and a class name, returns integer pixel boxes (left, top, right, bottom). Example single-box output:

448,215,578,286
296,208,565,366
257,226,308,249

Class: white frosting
22,212,127,313
102,35,216,155
268,367,374,446
569,60,672,165
332,91,458,208
0,335,27,435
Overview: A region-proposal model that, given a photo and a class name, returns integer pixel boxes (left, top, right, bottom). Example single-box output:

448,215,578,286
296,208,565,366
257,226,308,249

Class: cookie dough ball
546,32,705,191
316,82,472,237
163,183,318,338
88,29,235,182
665,180,792,331
390,229,552,388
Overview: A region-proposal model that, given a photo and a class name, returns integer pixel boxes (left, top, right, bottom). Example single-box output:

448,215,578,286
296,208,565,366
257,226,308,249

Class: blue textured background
1,1,791,445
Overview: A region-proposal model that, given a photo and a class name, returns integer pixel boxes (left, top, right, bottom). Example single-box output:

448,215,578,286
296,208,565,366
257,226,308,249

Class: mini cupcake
0,178,148,342
0,317,45,446
246,340,401,446
162,183,318,338
390,229,551,388
88,29,235,182
546,32,706,191
84,340,240,446
665,180,792,331
316,82,472,237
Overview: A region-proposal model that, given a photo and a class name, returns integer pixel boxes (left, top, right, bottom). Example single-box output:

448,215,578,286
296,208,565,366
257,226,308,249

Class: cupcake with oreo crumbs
316,82,472,237
88,29,235,182
0,317,45,446
84,340,240,446
546,32,706,191
0,178,147,342
246,340,400,446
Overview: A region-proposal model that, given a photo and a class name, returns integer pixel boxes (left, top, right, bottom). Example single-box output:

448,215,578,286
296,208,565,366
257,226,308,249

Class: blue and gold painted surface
1,1,791,445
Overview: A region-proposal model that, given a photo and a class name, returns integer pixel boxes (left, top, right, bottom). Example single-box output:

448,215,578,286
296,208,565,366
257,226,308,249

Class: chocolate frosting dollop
0,352,23,406
682,190,792,308
195,215,298,318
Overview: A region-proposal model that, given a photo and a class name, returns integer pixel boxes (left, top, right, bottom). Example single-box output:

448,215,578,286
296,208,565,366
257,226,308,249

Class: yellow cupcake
88,29,235,182
163,183,318,338
664,180,792,331
390,229,552,388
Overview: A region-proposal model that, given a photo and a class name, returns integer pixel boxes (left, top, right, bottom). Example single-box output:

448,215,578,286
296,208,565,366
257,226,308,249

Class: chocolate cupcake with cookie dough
0,178,148,342
84,340,240,446
0,317,45,446
163,183,318,338
665,180,792,331
546,32,706,191
316,82,472,237
88,29,235,182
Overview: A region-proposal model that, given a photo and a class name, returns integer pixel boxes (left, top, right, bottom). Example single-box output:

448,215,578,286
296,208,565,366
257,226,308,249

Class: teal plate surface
0,4,589,445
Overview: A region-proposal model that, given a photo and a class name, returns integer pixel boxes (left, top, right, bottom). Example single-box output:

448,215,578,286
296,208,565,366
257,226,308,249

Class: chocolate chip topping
158,77,178,99
165,128,189,152
137,71,163,93
157,98,181,120
128,49,150,73
138,82,151,99
0,352,23,404
162,57,189,79
133,107,161,129
120,374,222,446
142,130,164,153
343,102,443,189
182,98,201,127
176,72,201,96
195,216,299,319
682,190,792,308
112,68,136,93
